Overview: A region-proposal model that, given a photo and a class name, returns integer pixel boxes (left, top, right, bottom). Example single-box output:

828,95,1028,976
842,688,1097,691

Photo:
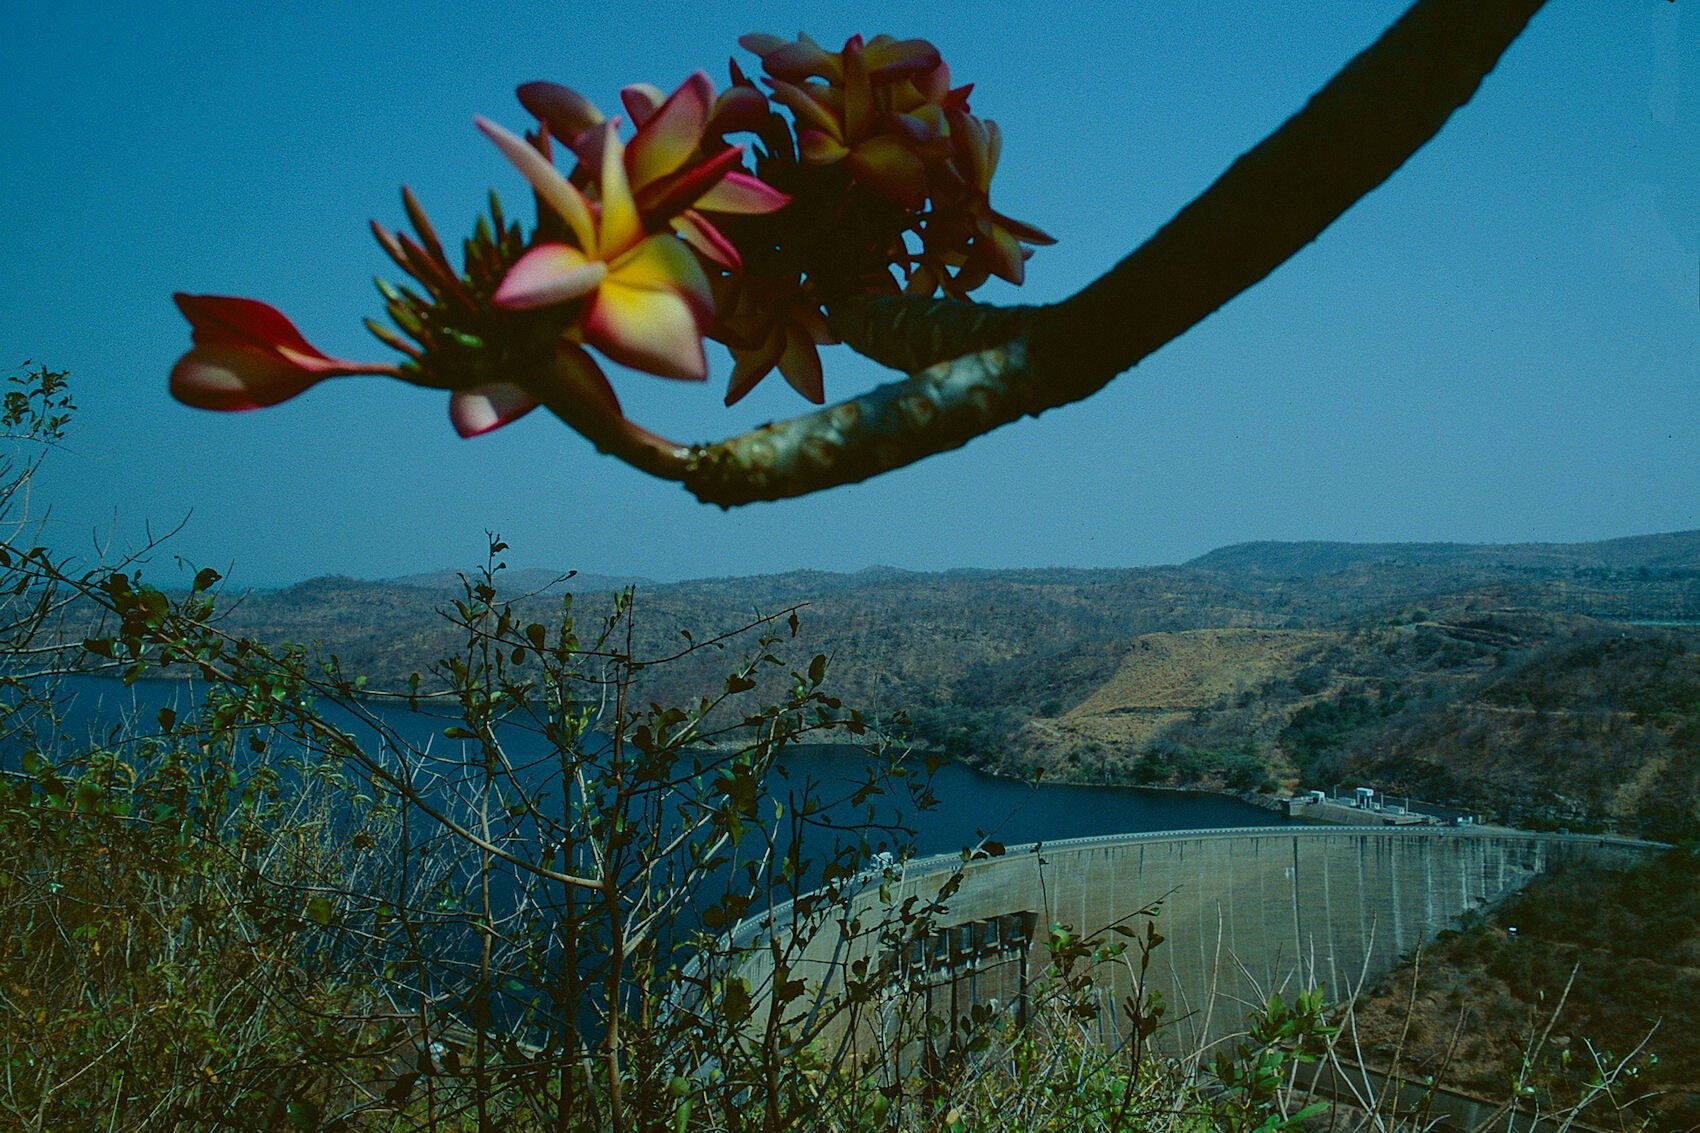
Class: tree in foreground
169,0,1548,505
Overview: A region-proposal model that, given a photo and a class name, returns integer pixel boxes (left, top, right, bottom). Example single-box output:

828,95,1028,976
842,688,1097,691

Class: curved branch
549,0,1549,506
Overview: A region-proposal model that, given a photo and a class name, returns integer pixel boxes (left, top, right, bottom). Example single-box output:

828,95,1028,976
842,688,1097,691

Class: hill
1186,529,1700,577
202,534,1700,840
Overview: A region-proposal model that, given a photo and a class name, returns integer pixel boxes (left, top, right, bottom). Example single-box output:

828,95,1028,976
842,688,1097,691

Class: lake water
26,676,1291,857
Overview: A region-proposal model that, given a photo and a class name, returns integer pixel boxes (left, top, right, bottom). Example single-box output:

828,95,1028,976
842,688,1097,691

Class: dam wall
729,826,1662,1053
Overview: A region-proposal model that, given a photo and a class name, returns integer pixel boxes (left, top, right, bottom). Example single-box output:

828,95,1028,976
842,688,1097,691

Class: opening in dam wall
728,826,1665,1057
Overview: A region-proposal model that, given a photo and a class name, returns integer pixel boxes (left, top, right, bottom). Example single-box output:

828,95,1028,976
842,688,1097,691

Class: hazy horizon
233,524,1700,591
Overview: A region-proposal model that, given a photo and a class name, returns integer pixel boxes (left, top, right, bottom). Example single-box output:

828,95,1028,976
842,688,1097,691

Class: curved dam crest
737,826,1664,1051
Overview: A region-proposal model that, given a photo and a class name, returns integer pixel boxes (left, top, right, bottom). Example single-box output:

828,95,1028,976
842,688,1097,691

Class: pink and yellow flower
479,71,791,393
515,72,788,269
917,111,1056,295
712,274,835,405
740,33,958,209
169,294,399,411
479,117,718,381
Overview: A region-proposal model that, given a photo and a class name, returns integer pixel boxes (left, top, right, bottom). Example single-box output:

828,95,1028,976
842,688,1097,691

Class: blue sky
3,1,1694,586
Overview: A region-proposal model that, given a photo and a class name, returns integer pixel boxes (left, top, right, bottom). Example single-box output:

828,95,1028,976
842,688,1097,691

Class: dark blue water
20,676,1289,853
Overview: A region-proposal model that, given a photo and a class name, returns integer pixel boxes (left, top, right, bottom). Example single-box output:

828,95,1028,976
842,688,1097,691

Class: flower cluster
170,33,1053,435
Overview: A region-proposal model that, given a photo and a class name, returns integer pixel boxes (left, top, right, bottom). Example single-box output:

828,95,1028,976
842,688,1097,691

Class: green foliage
1279,688,1396,775
1,361,74,443
1209,989,1336,1132
0,706,403,1130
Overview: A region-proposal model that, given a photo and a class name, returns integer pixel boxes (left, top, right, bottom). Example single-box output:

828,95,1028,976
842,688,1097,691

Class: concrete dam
734,825,1662,1052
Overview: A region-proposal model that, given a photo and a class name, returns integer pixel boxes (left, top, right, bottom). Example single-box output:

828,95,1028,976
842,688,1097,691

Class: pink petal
777,327,825,403
890,108,947,147
724,330,785,405
841,38,872,141
493,243,608,309
693,170,789,215
950,111,994,188
753,34,841,83
737,33,788,56
476,116,598,253
798,129,850,165
545,342,624,419
982,224,1026,285
619,83,666,127
983,117,1004,180
633,144,745,222
861,36,942,82
449,382,540,438
792,303,837,345
173,293,326,358
767,80,842,138
516,81,606,143
585,283,706,380
991,208,1057,246
671,210,742,270
708,86,771,136
169,345,320,411
913,59,954,104
625,72,712,187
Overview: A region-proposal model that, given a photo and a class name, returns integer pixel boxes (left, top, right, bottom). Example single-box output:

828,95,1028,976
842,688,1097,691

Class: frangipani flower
479,117,716,380
917,112,1056,295
742,33,957,209
516,72,788,269
740,32,942,90
713,275,835,405
170,294,398,411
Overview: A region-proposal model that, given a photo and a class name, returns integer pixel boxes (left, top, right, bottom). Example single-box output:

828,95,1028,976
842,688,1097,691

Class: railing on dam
719,824,1666,1054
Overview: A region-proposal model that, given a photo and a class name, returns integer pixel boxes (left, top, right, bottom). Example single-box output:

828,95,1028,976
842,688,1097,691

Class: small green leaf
286,1099,322,1130
723,977,752,1023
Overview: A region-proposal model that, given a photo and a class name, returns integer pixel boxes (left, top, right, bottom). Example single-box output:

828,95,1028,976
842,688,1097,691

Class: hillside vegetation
202,531,1700,840
1348,847,1700,1128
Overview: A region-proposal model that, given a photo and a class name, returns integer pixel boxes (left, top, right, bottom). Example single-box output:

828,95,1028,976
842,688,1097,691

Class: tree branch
545,0,1549,506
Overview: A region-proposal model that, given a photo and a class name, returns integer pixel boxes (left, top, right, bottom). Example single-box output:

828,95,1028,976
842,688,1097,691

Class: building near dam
728,825,1663,1056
